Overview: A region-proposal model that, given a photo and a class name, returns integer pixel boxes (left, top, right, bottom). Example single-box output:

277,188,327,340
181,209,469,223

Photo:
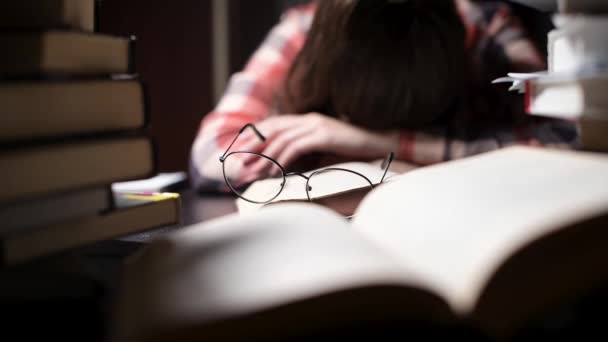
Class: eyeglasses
219,123,394,204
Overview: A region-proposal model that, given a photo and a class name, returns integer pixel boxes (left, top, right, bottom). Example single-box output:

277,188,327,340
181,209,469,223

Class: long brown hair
280,0,468,130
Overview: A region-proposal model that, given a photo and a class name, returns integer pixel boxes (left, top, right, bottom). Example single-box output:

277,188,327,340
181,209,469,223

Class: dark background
229,0,312,72
98,0,213,173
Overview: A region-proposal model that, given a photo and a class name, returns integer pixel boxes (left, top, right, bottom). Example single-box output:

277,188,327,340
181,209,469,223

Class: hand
240,113,400,173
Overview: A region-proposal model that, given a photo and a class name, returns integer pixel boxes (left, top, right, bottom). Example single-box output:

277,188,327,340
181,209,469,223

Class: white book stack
523,0,608,151
548,15,608,73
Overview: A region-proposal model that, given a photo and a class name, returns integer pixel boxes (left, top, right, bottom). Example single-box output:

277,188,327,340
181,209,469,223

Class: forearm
190,6,311,192
397,119,579,165
344,128,400,160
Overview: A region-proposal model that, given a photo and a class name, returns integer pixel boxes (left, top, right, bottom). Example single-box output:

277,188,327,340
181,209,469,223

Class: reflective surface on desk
120,188,238,243
181,188,238,226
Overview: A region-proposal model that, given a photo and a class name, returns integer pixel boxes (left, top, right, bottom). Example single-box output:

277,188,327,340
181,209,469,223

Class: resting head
282,0,468,130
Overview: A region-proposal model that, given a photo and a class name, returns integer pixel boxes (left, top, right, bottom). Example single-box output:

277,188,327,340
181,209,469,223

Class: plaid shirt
191,0,578,192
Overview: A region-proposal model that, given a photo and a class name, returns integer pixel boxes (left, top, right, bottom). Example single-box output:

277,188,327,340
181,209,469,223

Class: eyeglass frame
219,123,395,204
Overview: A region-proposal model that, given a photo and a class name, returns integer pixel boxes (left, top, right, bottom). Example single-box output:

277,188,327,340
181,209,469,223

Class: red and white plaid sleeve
190,5,314,191
398,120,578,165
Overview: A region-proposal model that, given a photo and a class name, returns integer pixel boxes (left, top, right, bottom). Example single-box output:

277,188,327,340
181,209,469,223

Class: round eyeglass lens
306,168,374,209
223,152,285,203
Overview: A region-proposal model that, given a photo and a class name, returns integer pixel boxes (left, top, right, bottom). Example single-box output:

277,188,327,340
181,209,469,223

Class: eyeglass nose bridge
303,167,376,203
284,172,313,191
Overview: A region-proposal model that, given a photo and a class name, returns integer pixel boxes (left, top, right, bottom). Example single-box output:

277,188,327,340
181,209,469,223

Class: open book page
236,160,413,214
113,204,452,342
352,147,608,318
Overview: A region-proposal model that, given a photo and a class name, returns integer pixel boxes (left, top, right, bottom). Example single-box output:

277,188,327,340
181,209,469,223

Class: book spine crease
128,35,137,75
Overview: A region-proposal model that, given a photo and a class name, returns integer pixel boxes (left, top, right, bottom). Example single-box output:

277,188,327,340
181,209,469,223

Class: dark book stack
0,1,181,340
0,0,183,267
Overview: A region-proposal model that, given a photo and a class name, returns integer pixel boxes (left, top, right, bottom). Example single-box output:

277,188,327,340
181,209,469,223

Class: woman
190,0,577,192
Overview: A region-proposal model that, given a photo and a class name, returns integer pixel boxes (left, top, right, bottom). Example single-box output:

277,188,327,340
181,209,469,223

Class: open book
111,146,608,341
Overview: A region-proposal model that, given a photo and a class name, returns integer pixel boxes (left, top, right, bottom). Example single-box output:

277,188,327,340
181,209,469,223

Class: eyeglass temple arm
284,172,310,180
379,152,395,183
219,124,266,162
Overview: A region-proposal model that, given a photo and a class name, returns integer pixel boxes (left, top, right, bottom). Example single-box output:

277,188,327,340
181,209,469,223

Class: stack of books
523,0,608,150
0,0,181,266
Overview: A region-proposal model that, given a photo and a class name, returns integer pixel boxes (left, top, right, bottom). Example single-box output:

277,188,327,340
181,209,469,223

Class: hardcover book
0,77,147,142
1,192,181,266
0,31,134,77
111,146,608,341
0,136,156,204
